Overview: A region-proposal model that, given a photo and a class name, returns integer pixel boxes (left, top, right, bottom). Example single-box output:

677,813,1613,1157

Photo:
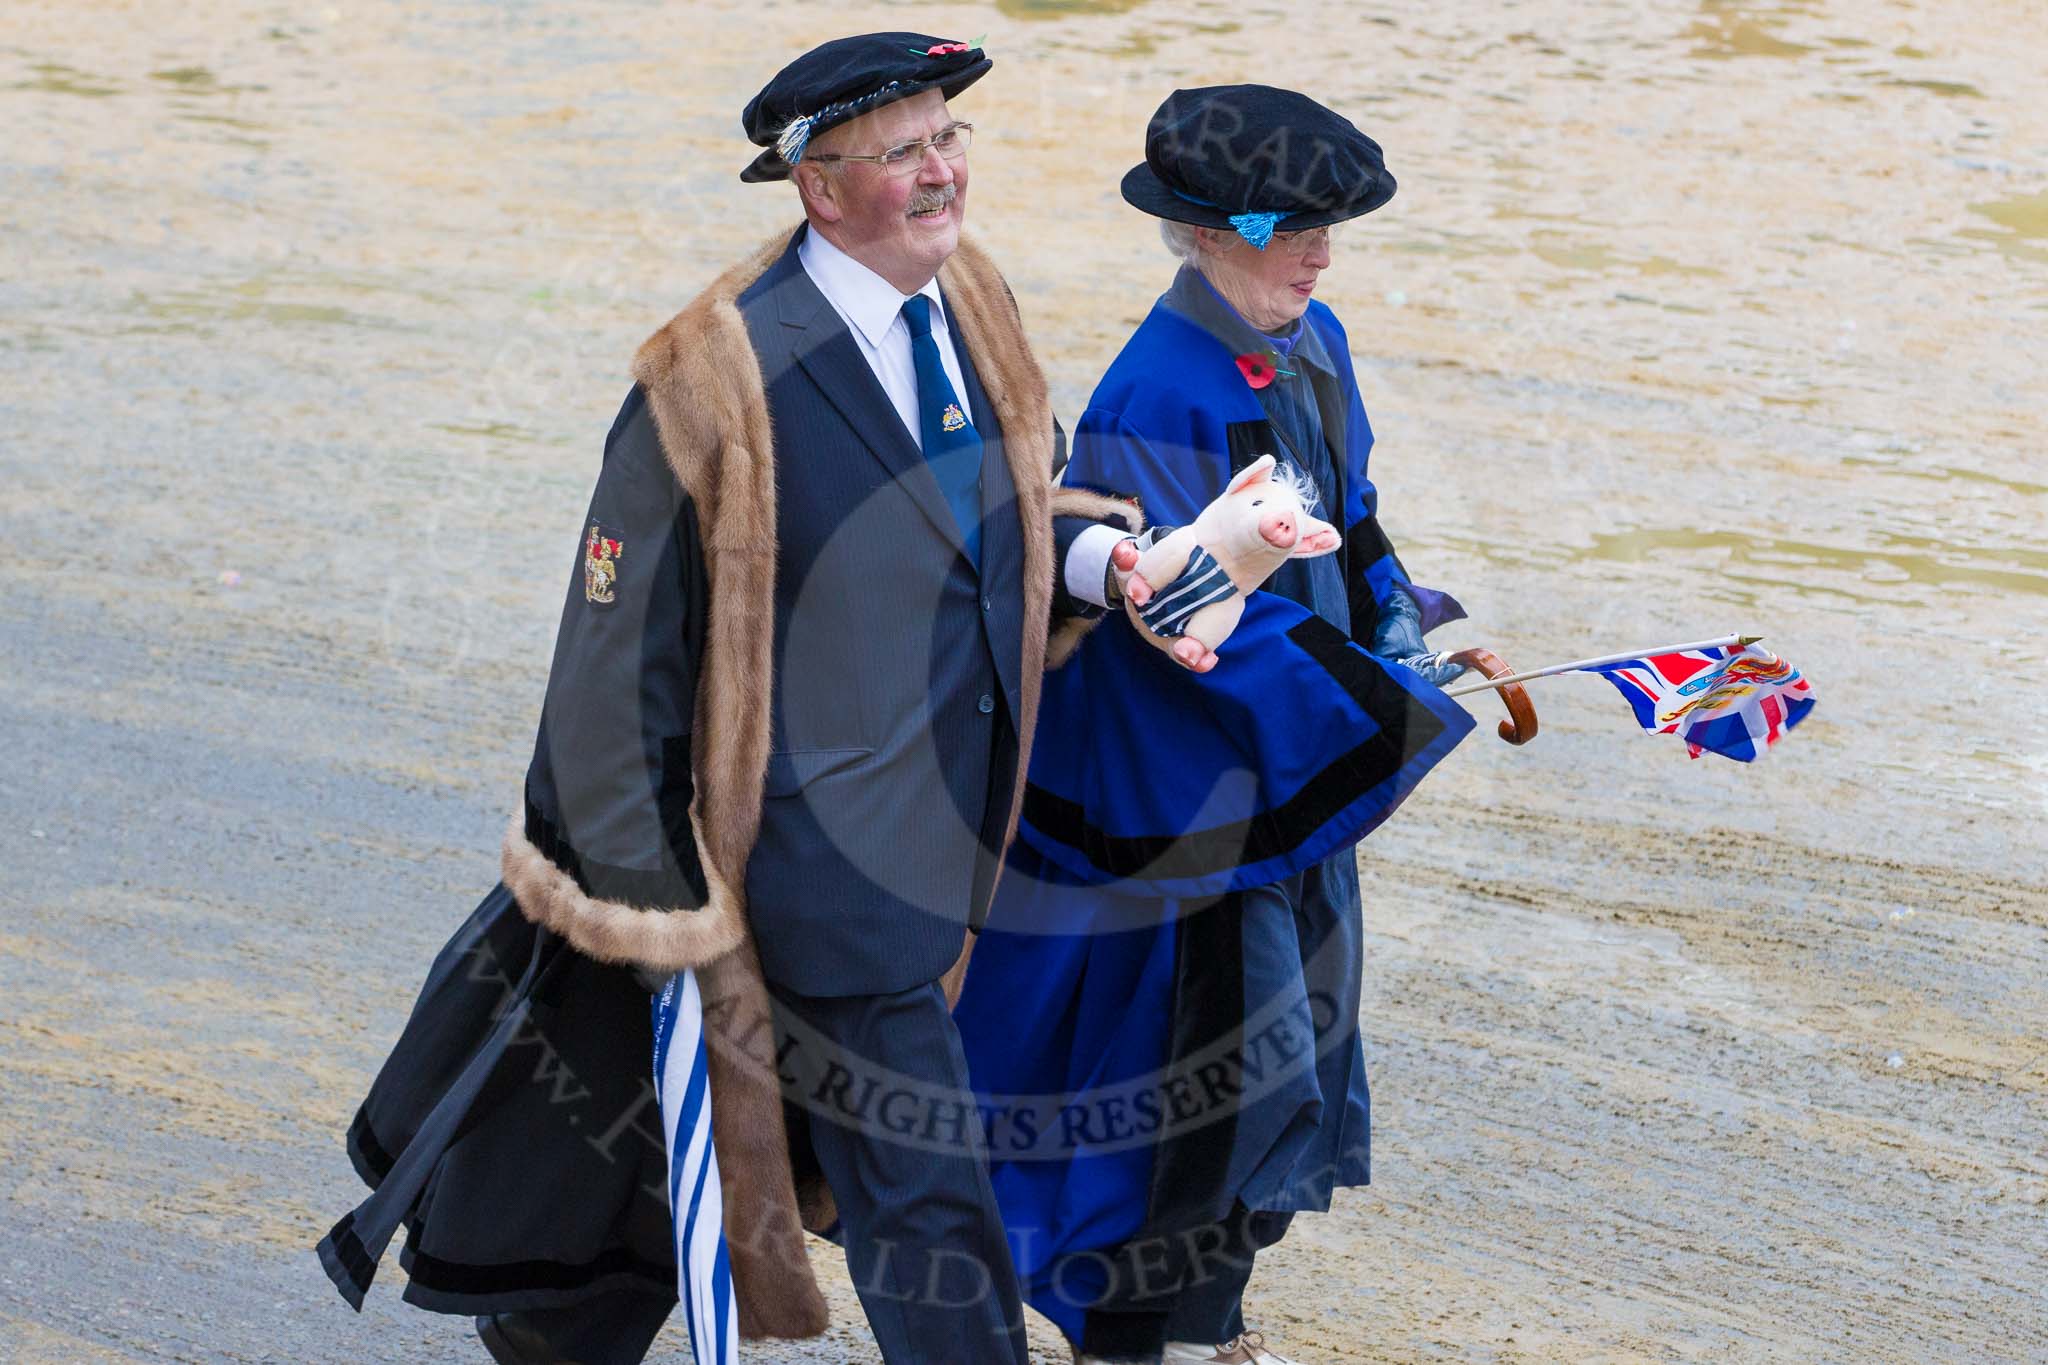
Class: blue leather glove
1368,586,1468,687
1396,650,1470,687
1367,584,1428,660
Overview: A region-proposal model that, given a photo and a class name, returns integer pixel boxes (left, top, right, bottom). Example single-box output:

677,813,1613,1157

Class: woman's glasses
1268,225,1335,256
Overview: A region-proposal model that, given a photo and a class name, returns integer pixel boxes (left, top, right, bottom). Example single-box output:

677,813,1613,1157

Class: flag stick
1444,635,1763,698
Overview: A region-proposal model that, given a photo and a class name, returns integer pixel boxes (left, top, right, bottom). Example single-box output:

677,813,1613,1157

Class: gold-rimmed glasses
809,122,974,176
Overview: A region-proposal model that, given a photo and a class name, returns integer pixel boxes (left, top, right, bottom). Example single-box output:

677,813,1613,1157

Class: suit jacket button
978,693,995,715
981,596,992,612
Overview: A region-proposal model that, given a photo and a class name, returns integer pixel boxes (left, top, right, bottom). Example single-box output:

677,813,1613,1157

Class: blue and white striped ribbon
1137,545,1239,638
652,971,737,1365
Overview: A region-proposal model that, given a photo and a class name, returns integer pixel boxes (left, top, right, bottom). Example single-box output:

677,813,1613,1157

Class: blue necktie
901,294,984,568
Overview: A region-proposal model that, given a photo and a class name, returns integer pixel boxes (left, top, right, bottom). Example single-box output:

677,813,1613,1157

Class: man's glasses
810,122,974,176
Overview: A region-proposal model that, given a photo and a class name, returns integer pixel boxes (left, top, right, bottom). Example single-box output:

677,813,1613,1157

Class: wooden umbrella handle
1446,647,1539,746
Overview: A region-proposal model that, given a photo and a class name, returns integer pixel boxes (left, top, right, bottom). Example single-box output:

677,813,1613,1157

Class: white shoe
1163,1330,1302,1364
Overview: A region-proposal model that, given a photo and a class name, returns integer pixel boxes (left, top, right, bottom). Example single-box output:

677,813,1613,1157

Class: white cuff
1064,522,1129,610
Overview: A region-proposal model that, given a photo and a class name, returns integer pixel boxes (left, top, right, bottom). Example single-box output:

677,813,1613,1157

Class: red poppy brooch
1234,351,1297,390
911,37,984,57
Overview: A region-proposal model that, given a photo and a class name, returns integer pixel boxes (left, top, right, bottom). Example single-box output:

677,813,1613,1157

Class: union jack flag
1592,644,1815,762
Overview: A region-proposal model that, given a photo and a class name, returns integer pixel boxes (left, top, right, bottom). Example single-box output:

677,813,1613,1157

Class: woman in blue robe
956,87,1489,1364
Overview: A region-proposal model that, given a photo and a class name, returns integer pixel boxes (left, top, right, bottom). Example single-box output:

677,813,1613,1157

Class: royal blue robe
956,282,1474,1349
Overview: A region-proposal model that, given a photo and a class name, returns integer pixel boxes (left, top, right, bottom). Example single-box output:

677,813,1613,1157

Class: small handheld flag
1591,643,1815,762
1444,634,1816,762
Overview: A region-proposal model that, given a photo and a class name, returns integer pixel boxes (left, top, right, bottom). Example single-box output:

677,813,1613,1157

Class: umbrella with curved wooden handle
1445,647,1538,745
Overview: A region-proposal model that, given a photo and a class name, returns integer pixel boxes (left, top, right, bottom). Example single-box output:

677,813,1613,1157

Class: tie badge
941,403,967,435
584,523,624,605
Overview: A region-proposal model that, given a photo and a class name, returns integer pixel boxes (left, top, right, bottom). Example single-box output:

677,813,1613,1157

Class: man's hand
1110,538,1219,673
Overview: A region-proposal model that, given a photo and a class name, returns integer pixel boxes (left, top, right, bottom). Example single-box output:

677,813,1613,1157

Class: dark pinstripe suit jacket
736,232,1057,997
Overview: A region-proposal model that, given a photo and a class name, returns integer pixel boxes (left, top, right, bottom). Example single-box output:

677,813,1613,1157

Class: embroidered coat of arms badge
583,523,623,604
940,403,967,434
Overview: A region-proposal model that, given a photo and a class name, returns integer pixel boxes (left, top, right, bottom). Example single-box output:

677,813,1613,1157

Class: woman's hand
1367,584,1428,661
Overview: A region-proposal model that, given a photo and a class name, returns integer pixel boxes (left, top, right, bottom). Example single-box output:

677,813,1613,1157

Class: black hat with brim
1119,85,1396,243
740,32,991,183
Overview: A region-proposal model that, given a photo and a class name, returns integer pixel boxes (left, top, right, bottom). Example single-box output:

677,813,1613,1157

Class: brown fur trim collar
630,232,787,892
696,939,832,1338
499,813,745,972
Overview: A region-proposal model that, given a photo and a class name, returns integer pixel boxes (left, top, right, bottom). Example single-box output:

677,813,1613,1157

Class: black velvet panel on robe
318,884,677,1317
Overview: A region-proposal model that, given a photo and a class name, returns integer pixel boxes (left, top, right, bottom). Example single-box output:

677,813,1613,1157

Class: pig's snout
1259,511,1298,548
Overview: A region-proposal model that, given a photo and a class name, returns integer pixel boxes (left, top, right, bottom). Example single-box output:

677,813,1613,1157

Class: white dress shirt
797,227,1118,607
798,228,972,452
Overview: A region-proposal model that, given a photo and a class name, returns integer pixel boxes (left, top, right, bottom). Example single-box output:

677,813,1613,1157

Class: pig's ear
1224,454,1277,496
1290,512,1342,558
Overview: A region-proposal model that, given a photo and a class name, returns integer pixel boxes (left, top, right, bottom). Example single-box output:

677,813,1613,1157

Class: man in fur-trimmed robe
317,33,1165,1365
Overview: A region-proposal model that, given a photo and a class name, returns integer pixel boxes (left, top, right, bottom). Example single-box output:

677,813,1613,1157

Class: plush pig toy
1122,454,1340,671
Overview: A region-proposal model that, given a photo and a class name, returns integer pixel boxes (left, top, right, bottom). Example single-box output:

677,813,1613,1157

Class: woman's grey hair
1159,219,1204,264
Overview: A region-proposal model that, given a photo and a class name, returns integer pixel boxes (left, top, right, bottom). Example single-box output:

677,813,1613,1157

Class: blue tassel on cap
1228,211,1281,250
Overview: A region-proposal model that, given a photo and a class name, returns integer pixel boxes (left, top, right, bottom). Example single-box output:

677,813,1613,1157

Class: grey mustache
906,184,958,215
